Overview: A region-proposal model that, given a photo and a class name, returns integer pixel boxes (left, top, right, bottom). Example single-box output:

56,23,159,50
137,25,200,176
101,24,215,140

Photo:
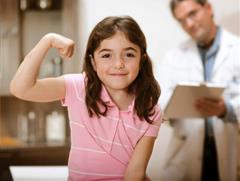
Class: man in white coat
157,0,240,180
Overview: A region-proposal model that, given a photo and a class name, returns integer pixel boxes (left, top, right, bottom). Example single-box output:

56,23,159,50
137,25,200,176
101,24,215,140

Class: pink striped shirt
62,73,162,181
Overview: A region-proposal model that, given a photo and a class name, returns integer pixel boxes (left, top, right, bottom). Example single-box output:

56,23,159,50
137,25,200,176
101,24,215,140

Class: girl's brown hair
82,16,160,123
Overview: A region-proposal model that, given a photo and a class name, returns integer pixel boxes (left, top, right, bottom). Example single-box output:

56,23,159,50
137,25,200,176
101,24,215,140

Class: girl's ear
90,55,96,71
143,54,147,60
140,54,147,68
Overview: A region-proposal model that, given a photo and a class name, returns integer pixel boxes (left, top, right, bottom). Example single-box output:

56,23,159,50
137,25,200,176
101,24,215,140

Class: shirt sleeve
221,101,238,123
144,105,163,137
61,74,84,107
61,74,74,107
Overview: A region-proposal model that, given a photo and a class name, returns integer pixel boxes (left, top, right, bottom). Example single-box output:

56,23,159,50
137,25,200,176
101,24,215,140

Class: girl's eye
101,54,111,58
126,52,135,58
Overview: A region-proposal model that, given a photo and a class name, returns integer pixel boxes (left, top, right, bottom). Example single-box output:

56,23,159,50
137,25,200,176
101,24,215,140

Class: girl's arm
10,33,74,102
124,136,156,181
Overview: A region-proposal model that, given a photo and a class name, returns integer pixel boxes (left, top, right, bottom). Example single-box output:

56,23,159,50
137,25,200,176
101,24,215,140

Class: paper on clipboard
164,82,226,119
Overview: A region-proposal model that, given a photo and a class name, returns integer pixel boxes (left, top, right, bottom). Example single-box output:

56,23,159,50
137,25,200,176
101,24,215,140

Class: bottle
46,111,66,143
52,57,62,76
17,113,28,142
28,111,37,143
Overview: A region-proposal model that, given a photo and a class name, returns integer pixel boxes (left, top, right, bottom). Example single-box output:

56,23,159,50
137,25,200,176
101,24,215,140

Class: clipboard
164,82,226,119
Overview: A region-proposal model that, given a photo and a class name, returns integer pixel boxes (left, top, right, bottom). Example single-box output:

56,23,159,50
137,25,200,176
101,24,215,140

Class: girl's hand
44,33,75,58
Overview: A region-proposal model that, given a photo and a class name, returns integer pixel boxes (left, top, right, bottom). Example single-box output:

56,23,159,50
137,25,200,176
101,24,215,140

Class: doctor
157,0,240,180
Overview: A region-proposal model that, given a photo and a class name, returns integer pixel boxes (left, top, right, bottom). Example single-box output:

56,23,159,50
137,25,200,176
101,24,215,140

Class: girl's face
92,31,141,93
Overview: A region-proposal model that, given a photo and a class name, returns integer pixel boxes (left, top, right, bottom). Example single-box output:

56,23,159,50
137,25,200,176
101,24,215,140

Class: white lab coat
156,29,240,181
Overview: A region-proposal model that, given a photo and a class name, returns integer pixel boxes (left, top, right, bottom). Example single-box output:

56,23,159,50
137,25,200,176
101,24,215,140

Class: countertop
0,141,70,181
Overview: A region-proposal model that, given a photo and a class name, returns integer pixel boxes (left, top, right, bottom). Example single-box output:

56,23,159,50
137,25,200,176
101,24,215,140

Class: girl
10,16,162,181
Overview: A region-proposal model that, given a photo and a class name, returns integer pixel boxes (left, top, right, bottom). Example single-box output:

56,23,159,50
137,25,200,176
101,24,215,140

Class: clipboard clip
199,82,208,87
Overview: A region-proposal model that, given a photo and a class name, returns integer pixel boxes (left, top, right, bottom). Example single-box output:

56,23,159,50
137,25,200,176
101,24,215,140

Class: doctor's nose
183,18,195,29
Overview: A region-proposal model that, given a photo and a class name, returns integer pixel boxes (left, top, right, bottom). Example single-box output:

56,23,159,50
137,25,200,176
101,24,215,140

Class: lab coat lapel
185,41,204,77
213,30,236,77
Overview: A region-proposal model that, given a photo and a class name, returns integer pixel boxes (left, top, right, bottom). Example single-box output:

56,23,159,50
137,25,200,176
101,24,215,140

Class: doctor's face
173,0,215,45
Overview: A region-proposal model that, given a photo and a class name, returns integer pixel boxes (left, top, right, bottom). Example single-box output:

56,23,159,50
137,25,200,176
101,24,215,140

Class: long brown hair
82,16,160,123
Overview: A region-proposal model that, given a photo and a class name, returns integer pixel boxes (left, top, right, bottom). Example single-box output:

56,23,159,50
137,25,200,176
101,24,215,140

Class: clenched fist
44,33,75,58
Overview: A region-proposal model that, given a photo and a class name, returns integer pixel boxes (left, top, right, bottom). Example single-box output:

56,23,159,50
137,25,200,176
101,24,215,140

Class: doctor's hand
195,97,227,118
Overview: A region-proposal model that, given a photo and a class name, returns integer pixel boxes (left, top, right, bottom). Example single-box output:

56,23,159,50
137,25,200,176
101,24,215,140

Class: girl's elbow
10,80,24,99
10,80,17,95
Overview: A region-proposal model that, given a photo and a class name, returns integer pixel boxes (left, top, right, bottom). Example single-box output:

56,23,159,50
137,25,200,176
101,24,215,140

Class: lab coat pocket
162,134,187,181
164,132,186,168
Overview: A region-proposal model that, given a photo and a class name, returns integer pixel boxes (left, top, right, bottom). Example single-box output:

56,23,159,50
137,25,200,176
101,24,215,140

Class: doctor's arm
10,33,74,102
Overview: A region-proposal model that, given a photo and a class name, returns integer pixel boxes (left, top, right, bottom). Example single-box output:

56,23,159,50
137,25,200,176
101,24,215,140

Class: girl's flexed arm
10,33,74,102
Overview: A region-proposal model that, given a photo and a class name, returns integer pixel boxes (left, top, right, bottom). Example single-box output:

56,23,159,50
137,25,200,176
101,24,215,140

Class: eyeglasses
178,8,202,27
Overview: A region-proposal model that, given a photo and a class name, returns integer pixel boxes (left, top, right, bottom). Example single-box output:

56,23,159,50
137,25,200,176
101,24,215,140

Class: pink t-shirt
62,73,162,181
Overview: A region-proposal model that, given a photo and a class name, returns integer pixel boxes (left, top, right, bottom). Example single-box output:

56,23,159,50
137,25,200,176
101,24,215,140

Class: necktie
201,51,220,181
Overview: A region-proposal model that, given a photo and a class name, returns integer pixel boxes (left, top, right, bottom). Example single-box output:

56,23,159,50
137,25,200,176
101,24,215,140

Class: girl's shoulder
150,104,163,125
63,73,85,82
63,73,86,88
63,73,86,102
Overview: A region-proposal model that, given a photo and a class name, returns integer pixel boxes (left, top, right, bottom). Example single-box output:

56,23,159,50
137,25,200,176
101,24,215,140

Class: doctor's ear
89,54,96,71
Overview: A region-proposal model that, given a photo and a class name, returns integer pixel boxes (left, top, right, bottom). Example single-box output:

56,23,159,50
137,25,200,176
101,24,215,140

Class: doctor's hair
82,16,160,123
170,0,207,16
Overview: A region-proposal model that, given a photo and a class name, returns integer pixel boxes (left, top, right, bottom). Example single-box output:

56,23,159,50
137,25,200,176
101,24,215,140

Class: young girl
10,16,162,181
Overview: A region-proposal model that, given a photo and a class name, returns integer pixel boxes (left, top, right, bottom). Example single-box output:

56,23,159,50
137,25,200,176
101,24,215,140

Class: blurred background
0,0,239,180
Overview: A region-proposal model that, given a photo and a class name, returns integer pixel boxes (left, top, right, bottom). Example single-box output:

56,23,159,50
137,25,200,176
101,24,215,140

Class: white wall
77,0,239,70
77,0,187,68
76,0,239,180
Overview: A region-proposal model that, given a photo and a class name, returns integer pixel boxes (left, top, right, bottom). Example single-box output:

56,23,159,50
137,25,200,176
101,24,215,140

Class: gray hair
170,0,207,16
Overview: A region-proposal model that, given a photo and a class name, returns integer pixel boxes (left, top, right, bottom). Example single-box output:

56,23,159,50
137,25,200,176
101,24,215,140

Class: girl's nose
114,56,125,69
